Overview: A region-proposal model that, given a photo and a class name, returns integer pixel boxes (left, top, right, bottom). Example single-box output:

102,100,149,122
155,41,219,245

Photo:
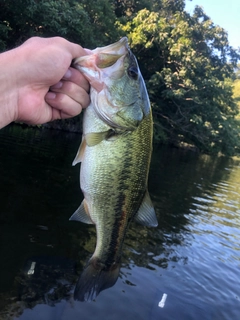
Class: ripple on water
1,127,240,320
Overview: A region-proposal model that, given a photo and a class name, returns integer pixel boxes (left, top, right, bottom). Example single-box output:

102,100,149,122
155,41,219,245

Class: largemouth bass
70,37,158,302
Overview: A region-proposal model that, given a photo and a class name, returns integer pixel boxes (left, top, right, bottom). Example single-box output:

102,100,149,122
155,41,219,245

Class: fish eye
127,66,138,80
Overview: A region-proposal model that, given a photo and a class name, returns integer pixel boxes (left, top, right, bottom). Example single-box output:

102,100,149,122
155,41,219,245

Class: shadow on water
0,125,240,319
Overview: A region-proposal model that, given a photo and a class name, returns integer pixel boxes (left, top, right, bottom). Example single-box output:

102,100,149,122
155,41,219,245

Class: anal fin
69,199,93,224
134,191,158,227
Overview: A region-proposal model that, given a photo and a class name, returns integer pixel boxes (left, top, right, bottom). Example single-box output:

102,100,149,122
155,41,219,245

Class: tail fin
74,258,120,302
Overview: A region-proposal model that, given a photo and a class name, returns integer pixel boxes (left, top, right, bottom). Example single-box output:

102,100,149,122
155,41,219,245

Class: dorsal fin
69,199,93,224
134,191,158,227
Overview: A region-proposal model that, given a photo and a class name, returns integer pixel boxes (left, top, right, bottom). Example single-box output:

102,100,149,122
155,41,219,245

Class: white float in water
27,261,36,275
158,293,167,308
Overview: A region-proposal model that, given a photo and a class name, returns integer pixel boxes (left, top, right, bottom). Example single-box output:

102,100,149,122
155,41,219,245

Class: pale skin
0,37,90,129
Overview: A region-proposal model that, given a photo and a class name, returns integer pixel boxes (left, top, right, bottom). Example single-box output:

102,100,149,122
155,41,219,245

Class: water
0,125,240,320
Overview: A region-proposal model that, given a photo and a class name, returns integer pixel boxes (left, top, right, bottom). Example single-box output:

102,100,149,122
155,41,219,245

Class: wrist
0,49,20,128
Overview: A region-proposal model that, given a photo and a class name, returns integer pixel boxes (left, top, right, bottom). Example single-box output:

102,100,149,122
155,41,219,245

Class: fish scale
70,37,158,301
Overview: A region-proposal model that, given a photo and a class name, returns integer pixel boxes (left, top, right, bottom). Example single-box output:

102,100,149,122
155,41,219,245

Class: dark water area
0,125,240,320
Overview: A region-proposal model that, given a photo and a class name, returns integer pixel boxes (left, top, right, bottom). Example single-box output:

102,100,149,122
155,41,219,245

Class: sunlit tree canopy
1,0,240,155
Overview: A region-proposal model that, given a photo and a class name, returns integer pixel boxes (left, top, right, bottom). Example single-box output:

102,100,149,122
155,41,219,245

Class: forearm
0,49,19,128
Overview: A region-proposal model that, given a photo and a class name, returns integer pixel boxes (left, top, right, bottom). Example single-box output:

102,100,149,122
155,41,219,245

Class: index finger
62,67,90,92
60,38,88,59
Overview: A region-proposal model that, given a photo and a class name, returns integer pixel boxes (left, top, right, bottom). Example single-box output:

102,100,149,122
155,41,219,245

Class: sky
185,0,240,49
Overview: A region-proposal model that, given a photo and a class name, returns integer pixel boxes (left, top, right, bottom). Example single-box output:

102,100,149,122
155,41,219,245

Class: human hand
0,37,90,128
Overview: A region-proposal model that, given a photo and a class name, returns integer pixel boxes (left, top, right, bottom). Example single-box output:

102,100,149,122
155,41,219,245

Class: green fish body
71,37,157,301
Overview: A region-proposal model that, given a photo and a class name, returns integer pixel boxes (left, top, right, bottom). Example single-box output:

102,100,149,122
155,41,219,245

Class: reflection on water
0,125,240,319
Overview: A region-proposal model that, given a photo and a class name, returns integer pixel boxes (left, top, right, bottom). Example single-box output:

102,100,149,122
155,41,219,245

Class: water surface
0,125,240,319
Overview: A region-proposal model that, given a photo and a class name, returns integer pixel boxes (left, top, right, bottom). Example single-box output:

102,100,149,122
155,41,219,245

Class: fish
70,37,158,302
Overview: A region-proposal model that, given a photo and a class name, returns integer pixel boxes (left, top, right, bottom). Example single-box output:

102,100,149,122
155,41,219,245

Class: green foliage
120,4,240,155
0,0,120,50
114,0,153,18
234,64,240,80
233,79,240,111
1,0,240,155
78,0,120,46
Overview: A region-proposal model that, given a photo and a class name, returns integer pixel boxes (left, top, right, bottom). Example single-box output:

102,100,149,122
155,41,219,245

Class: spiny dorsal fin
72,137,86,166
134,191,158,227
69,199,93,224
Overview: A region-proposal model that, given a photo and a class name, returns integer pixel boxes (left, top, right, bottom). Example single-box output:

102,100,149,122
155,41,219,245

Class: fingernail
51,81,63,89
63,69,72,79
46,92,56,100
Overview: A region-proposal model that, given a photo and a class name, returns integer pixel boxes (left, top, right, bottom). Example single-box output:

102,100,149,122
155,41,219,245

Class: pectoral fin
69,199,93,224
72,130,114,165
134,191,158,227
85,129,116,146
85,131,109,146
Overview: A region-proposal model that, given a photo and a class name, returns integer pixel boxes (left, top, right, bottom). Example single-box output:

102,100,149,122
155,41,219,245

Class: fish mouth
73,37,129,70
94,37,129,55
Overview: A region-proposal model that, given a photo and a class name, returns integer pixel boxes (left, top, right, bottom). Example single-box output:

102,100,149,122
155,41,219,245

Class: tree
233,78,240,111
1,0,240,155
78,0,120,47
114,0,153,18
120,4,240,154
235,64,240,80
0,0,120,51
